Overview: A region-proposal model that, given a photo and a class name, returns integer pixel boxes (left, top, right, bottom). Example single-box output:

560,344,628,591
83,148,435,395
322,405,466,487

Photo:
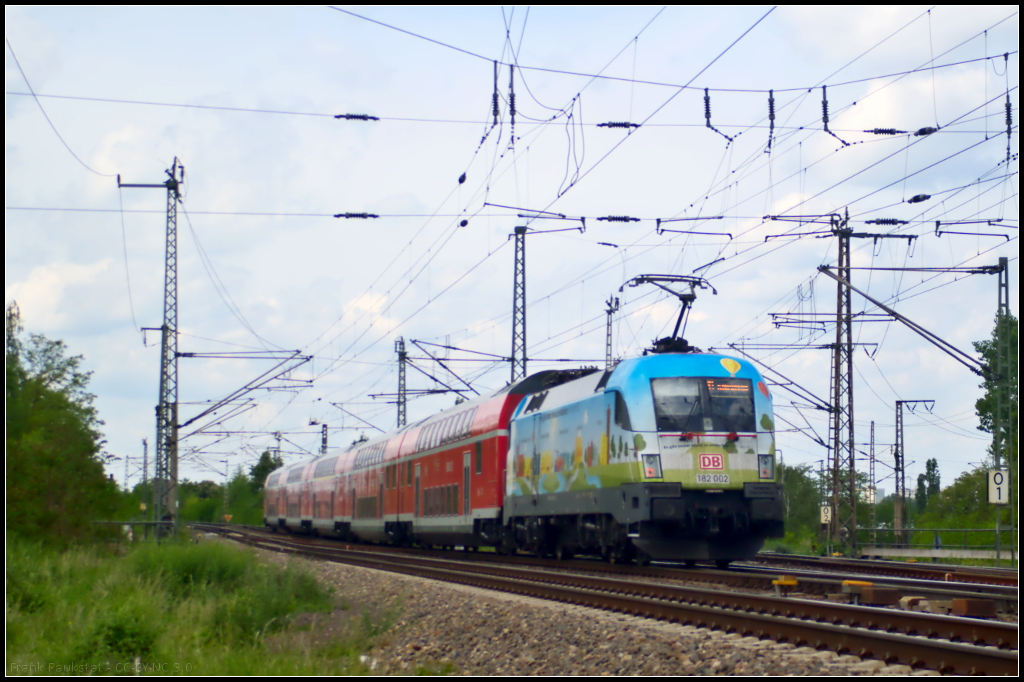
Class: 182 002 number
696,474,730,484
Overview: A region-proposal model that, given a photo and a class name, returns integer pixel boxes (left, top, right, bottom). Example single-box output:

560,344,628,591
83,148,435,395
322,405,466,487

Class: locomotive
264,350,783,565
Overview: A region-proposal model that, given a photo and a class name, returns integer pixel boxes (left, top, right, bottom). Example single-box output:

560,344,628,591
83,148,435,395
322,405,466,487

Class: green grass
6,539,390,675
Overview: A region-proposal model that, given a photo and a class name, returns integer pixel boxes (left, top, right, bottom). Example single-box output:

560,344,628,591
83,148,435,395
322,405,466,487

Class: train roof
266,362,694,486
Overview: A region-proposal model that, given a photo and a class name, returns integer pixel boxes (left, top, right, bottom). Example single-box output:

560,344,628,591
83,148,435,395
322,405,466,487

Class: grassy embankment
6,540,382,675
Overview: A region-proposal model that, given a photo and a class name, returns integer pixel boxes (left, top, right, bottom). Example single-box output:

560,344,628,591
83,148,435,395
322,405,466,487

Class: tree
775,462,822,547
249,450,284,493
915,458,940,513
973,312,1018,527
973,312,1018,466
6,302,120,545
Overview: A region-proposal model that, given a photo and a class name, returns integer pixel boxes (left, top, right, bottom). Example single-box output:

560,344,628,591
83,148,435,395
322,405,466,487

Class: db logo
699,454,724,470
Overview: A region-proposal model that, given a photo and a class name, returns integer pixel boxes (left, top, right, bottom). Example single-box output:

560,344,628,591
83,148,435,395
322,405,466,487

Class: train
263,349,783,565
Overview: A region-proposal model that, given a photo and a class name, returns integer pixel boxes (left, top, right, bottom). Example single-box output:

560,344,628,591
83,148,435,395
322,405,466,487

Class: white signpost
988,470,1010,505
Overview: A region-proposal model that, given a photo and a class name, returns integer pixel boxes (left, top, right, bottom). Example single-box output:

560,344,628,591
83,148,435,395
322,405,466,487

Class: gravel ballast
241,540,942,676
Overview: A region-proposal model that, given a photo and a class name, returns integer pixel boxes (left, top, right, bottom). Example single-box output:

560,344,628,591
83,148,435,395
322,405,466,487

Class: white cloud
6,259,112,330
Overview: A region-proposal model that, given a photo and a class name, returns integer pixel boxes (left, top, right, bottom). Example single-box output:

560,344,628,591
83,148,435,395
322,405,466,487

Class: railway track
196,524,1018,675
199,524,1017,613
751,553,1019,588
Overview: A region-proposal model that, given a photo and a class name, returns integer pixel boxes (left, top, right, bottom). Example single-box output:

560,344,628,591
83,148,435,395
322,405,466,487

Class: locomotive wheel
606,544,630,565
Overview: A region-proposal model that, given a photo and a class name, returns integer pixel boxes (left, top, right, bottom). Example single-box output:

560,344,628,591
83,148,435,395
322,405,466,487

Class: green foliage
228,466,266,525
6,540,359,675
776,461,822,545
176,469,265,525
249,450,284,493
973,312,1018,518
915,458,940,513
210,558,330,644
973,312,1018,439
127,542,251,596
179,479,223,523
916,465,1012,530
6,302,121,546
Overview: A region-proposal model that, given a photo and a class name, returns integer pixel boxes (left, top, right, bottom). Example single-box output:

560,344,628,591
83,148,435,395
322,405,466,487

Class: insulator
867,128,905,135
598,122,638,129
334,113,379,121
492,92,499,119
821,85,829,125
914,127,937,136
598,216,639,222
768,90,775,121
510,93,516,117
704,88,711,123
1006,100,1013,127
907,194,931,204
865,218,908,225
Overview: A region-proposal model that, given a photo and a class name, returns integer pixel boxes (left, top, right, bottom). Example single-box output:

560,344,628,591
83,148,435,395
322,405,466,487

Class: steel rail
202,526,1017,675
749,554,1019,587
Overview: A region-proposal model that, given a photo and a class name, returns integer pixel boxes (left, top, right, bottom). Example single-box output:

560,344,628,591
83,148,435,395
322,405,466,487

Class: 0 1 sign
988,470,1010,505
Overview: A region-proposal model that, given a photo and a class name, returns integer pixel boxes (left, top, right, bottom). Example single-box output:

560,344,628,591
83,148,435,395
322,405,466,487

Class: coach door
463,451,471,517
414,463,421,517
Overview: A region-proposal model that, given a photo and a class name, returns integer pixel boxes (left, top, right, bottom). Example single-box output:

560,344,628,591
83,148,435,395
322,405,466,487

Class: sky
5,6,1018,496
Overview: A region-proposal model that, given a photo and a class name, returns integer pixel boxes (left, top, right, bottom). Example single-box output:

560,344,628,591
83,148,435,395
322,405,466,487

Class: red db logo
699,454,724,470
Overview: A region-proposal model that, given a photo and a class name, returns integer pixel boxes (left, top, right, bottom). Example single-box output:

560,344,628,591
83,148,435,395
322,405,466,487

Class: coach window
454,410,468,440
613,391,633,430
475,441,483,475
450,412,463,443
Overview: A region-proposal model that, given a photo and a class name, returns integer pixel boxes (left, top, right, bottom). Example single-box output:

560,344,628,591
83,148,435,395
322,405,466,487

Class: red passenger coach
264,378,530,548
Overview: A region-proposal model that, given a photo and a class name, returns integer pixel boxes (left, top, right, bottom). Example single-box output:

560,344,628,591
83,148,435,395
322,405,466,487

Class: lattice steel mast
119,158,183,539
511,226,528,383
396,336,407,428
993,257,1013,564
828,214,856,553
605,296,620,369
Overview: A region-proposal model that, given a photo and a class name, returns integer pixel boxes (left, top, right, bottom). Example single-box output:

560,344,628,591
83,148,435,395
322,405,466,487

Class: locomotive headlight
758,454,775,480
642,454,663,479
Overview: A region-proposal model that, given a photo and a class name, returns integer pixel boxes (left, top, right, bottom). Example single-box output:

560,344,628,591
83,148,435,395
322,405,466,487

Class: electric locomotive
504,350,782,564
263,350,782,565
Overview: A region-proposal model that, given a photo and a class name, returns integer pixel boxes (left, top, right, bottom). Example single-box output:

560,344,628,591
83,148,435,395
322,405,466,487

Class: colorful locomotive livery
264,351,783,564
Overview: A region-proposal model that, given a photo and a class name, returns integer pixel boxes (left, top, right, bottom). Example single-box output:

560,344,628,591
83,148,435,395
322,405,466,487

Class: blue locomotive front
504,352,783,564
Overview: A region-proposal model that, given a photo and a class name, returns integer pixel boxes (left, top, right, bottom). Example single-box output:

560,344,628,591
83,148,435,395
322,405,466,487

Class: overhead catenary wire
4,38,117,178
15,9,1009,464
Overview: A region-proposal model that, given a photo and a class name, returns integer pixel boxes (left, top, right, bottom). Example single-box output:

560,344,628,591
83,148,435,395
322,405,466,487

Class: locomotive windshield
651,377,755,433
